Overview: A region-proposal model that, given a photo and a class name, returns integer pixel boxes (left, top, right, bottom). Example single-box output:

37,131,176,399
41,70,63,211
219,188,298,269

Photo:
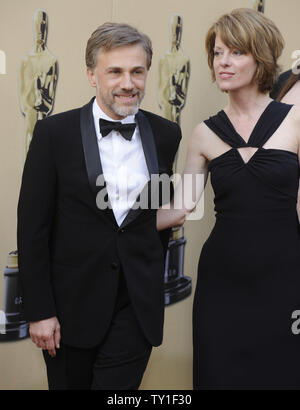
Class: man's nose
120,73,134,89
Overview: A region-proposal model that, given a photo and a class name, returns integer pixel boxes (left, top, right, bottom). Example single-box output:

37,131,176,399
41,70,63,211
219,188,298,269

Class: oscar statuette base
0,251,29,342
164,227,192,306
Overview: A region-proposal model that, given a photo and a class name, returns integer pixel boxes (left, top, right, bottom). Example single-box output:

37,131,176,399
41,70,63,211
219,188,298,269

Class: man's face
87,44,148,119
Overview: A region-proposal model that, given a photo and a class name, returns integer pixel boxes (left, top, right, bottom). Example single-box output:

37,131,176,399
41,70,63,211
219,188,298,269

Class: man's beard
110,92,143,117
96,82,144,118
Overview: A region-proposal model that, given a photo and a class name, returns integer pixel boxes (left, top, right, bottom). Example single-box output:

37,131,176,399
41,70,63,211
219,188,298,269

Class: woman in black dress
157,8,300,389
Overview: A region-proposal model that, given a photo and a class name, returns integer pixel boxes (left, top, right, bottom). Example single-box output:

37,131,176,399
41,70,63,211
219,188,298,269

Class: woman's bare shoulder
288,106,300,147
286,105,300,132
189,121,216,147
191,121,214,138
290,104,300,117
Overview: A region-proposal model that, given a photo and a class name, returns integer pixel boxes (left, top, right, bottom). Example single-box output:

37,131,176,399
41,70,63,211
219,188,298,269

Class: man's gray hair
86,22,153,70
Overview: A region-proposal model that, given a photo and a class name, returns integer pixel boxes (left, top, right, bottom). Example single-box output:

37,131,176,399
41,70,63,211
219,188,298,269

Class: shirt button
111,262,118,269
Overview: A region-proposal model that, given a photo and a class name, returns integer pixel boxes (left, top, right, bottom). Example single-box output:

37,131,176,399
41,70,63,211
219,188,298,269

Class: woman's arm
157,122,208,230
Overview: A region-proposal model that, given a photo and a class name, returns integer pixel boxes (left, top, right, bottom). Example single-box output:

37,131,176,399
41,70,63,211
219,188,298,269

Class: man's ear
87,68,97,88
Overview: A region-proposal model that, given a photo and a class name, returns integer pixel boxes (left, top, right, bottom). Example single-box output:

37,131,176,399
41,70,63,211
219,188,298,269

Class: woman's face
213,35,258,93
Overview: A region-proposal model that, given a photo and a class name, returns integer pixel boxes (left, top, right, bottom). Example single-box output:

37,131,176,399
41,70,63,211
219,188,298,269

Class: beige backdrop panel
0,0,298,390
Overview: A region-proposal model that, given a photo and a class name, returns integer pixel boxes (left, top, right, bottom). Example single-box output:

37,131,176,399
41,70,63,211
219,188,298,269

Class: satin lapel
80,98,116,223
136,110,159,176
120,110,159,229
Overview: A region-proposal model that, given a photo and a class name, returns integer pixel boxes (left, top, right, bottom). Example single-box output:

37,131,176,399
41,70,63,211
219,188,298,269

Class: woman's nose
220,53,231,66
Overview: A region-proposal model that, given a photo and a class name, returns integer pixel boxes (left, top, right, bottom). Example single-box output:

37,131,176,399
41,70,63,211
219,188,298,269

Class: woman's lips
219,72,235,79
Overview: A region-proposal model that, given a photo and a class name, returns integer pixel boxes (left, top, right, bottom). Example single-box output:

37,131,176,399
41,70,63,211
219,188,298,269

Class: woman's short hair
86,22,153,71
205,8,284,94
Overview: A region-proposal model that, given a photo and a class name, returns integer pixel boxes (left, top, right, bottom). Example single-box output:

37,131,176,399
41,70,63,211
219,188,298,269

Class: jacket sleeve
17,119,57,322
158,121,182,257
270,69,292,100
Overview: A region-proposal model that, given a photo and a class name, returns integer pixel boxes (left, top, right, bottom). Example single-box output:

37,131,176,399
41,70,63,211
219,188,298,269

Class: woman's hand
156,205,187,231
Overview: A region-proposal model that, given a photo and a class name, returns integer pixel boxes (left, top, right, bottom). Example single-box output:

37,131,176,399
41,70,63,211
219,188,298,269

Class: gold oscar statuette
1,10,59,343
19,9,58,157
158,15,191,305
252,0,265,13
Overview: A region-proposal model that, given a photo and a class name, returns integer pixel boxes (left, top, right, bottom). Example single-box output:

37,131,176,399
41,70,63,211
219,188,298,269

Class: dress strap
250,101,293,148
204,111,242,148
204,101,293,148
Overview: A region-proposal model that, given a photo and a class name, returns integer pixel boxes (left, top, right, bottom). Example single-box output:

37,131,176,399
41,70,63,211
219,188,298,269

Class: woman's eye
233,50,242,56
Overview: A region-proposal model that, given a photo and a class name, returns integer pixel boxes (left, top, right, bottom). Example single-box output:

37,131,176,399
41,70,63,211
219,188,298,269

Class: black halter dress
193,101,300,389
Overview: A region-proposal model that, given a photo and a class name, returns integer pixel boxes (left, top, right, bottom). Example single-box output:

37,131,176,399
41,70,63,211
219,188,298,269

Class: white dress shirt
92,99,150,226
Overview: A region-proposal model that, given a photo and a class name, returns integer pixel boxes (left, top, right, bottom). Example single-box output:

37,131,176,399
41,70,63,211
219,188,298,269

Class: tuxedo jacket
17,98,181,348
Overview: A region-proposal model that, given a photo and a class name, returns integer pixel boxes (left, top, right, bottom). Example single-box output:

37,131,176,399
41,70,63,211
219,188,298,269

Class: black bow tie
99,118,136,141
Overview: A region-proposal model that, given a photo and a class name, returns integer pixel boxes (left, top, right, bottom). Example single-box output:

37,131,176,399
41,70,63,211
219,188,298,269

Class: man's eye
133,68,144,74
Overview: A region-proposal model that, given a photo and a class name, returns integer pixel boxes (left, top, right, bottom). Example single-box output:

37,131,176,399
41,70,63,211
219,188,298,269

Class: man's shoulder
139,109,180,130
41,97,95,126
39,98,94,130
33,102,89,142
40,106,81,126
139,110,182,152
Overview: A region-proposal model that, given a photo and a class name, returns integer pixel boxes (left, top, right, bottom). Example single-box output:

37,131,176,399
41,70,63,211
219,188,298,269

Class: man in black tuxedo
17,22,181,390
